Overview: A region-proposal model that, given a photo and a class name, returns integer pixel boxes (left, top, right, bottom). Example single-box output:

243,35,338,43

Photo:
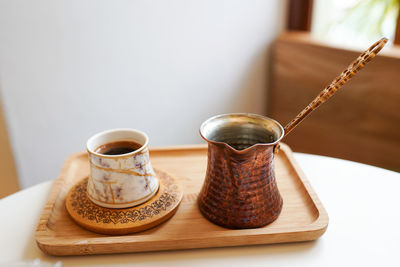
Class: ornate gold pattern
70,173,178,225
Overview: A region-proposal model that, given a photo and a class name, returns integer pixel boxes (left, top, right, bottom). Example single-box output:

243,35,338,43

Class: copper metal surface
198,113,284,228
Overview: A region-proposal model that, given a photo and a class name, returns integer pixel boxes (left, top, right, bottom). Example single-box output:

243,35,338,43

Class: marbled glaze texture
87,147,159,207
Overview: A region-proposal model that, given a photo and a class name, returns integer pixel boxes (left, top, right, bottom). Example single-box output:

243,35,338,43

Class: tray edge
278,143,329,236
35,144,329,256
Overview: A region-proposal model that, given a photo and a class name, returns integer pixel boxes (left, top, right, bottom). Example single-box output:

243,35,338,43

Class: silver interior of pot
200,113,284,150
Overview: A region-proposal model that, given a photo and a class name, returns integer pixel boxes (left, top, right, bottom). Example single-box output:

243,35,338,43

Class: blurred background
1,0,399,197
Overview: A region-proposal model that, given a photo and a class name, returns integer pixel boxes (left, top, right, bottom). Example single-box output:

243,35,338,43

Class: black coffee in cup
95,141,142,155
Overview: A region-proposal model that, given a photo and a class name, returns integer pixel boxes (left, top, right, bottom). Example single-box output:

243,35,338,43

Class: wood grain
65,169,183,235
0,99,19,198
287,0,314,31
395,4,400,45
283,37,387,136
35,144,328,256
269,32,400,171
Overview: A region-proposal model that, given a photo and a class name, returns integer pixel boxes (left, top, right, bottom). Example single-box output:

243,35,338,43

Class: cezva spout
198,113,284,228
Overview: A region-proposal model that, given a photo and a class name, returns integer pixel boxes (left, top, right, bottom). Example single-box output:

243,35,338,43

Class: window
288,0,400,45
312,0,399,46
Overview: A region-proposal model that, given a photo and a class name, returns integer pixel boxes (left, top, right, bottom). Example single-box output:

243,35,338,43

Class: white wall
0,0,287,188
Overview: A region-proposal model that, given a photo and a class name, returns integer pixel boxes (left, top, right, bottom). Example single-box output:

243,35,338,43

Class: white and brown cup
86,129,159,209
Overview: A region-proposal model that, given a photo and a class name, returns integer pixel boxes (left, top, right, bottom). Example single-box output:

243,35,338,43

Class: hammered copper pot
197,39,389,229
198,113,284,229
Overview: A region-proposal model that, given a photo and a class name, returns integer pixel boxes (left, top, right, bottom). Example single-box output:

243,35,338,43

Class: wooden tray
35,144,328,256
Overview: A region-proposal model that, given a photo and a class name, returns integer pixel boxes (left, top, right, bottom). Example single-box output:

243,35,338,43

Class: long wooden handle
283,37,388,137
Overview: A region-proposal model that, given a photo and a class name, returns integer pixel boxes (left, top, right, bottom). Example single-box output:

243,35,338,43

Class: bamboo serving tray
35,144,328,256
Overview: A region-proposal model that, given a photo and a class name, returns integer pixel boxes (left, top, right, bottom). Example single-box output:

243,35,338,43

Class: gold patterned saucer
65,169,183,235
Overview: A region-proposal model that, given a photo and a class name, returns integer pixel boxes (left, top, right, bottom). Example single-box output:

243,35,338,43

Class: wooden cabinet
268,32,400,171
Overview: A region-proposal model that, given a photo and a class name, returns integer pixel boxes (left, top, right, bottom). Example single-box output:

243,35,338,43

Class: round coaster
65,169,183,235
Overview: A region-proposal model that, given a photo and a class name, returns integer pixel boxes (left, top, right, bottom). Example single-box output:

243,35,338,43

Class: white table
1,153,399,266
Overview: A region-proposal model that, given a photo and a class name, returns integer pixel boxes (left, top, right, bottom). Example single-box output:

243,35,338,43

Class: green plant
340,0,399,39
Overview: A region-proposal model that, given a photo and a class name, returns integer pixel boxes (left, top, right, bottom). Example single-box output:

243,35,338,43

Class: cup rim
86,128,149,158
199,113,285,152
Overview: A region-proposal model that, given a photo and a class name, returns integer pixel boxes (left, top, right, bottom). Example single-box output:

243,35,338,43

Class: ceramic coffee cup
86,129,159,209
